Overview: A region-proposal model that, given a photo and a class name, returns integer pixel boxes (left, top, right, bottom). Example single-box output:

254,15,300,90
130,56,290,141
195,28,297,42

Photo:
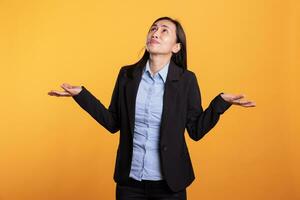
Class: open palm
48,83,82,97
221,93,256,107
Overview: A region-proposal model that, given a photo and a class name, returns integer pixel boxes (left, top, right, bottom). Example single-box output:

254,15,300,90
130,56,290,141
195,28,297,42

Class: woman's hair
134,16,187,70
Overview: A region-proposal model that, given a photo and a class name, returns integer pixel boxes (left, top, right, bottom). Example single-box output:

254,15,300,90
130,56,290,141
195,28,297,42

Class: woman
48,16,255,200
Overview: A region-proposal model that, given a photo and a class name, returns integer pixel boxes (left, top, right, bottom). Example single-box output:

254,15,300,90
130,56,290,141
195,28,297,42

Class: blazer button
162,145,168,151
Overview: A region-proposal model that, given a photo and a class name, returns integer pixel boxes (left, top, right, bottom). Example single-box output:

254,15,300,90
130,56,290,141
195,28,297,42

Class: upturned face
145,19,181,56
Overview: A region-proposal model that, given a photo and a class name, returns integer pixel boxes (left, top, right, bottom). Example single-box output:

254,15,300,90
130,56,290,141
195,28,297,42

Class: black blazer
72,58,232,192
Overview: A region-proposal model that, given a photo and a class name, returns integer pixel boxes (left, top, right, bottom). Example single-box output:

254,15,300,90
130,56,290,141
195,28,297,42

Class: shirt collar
144,59,170,83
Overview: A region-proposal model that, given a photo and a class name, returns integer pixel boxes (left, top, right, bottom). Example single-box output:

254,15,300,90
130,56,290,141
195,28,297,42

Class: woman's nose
152,30,159,38
152,34,158,39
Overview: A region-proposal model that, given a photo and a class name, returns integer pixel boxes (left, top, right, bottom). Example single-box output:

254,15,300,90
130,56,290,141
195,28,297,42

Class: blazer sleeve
71,68,123,133
185,72,232,141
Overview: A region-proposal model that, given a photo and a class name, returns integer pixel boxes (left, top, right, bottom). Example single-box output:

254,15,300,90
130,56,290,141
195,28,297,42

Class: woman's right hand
48,83,82,97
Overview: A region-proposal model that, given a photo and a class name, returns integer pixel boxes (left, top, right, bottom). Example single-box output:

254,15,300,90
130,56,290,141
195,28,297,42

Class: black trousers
116,178,187,200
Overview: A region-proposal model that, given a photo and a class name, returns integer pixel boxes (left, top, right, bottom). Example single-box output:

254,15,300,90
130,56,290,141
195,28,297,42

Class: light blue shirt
129,59,170,181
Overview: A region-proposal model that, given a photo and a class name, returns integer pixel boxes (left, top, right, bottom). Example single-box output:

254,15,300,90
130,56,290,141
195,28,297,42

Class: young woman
48,16,255,200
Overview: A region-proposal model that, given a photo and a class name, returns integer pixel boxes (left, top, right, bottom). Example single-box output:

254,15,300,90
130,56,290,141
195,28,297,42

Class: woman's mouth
149,39,160,44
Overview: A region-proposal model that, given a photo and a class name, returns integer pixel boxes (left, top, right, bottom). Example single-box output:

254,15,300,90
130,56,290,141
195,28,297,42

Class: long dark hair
134,16,187,70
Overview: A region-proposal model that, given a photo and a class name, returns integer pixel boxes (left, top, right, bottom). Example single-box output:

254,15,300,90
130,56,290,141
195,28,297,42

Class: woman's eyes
150,27,168,33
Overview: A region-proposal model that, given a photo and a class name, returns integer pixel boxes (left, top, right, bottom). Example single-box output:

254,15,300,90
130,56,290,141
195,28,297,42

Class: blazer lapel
159,60,181,140
125,59,182,138
125,60,145,137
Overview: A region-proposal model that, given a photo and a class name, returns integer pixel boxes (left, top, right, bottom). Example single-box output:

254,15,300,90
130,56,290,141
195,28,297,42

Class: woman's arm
72,68,123,133
185,73,232,141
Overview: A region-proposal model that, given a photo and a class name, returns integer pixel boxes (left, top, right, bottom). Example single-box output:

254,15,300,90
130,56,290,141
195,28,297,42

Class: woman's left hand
221,93,256,107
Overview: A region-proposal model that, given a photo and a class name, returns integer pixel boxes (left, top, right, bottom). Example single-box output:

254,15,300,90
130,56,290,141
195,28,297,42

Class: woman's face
146,19,181,56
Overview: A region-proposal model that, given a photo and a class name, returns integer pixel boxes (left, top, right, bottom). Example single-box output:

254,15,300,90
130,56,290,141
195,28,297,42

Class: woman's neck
149,53,171,75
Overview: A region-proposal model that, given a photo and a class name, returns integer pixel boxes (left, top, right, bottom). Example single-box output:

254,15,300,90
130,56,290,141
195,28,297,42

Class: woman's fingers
48,90,72,97
243,102,256,107
239,102,256,107
61,83,76,89
230,94,245,101
221,93,256,107
61,83,71,91
232,99,256,107
221,93,245,102
232,99,250,104
60,83,82,96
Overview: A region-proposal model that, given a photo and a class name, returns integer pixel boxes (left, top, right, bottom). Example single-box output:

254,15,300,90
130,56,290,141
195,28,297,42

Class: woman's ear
172,43,181,53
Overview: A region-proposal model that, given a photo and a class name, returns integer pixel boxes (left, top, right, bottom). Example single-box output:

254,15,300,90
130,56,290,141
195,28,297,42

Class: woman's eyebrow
161,25,170,29
152,24,171,29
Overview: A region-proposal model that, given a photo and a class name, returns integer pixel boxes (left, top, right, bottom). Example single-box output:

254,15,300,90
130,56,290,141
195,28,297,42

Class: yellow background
0,0,299,199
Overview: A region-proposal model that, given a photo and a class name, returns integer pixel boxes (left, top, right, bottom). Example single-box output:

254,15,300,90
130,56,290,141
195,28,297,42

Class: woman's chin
147,48,162,54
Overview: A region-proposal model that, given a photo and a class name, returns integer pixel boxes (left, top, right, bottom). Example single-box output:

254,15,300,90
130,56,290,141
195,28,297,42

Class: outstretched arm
71,68,123,133
185,73,255,141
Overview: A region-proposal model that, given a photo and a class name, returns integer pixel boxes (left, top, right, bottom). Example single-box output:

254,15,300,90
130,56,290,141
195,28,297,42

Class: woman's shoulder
118,64,138,79
179,67,197,81
112,63,141,82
